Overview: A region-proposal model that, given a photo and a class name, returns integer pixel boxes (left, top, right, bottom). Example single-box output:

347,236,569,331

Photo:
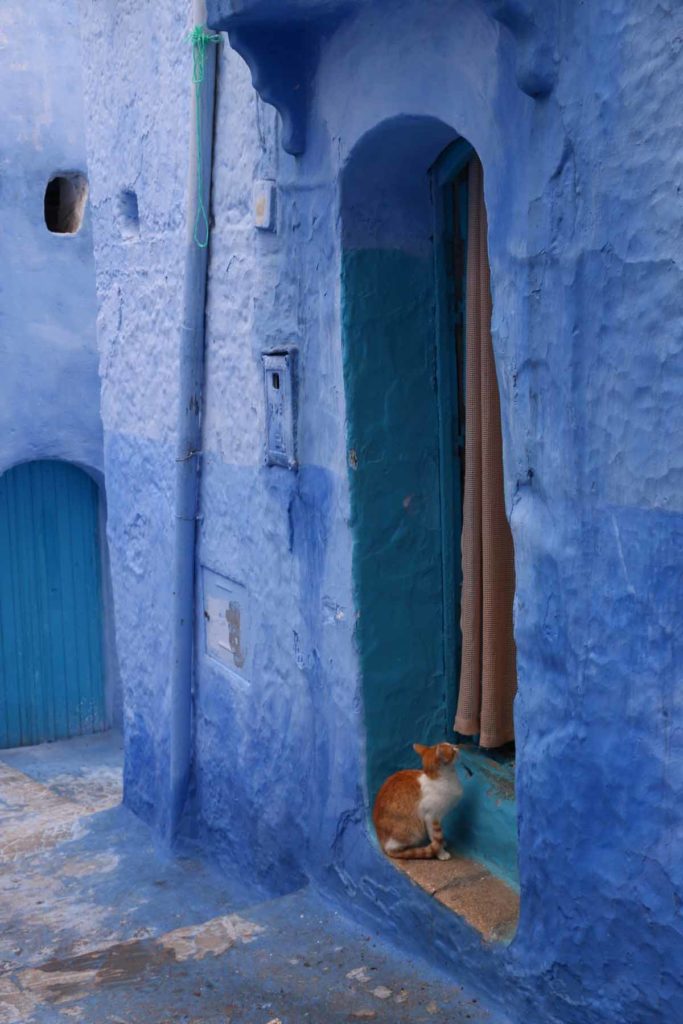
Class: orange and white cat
373,743,462,860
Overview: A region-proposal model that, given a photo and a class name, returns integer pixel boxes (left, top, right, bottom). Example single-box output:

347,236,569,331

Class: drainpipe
168,0,218,841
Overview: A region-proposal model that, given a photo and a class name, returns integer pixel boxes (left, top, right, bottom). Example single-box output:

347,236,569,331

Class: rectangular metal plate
202,567,250,683
263,350,297,468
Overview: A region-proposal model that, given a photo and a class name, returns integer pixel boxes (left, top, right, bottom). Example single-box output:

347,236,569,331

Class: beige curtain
454,156,517,748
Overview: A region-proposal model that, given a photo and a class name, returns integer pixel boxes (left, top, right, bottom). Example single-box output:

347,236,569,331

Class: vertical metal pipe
167,0,217,840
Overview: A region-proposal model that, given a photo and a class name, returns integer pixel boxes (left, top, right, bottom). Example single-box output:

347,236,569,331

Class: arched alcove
340,116,519,925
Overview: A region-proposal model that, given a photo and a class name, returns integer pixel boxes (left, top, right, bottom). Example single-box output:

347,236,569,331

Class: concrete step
395,857,520,943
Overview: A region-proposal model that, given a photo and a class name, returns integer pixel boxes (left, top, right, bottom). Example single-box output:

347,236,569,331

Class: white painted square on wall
252,179,276,231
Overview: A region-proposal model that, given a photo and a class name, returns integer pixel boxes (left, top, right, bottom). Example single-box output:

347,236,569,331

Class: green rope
187,25,220,248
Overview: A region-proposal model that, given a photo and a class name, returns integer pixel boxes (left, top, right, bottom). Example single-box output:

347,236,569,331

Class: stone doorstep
395,855,519,943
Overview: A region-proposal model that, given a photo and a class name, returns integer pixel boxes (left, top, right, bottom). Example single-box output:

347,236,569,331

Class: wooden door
0,460,105,747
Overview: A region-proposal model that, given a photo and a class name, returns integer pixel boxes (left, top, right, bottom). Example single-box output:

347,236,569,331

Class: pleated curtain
454,156,517,749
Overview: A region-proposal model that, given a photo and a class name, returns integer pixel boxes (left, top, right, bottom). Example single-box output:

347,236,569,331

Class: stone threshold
394,854,519,943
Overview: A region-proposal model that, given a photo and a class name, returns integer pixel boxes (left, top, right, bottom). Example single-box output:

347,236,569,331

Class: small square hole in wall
44,172,88,234
117,188,140,240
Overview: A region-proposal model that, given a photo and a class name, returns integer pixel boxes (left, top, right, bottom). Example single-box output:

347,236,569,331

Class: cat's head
413,742,459,774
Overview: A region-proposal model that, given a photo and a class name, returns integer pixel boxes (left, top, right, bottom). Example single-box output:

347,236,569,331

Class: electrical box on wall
262,350,297,468
202,567,250,683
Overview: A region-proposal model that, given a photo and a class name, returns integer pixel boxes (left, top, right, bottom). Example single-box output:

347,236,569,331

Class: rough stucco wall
81,0,683,1021
78,0,194,825
311,2,683,1022
192,39,360,893
0,2,101,476
506,3,683,1019
202,0,681,1020
0,2,121,727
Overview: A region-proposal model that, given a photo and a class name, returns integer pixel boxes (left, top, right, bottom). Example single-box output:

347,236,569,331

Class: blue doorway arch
340,120,519,889
0,459,105,747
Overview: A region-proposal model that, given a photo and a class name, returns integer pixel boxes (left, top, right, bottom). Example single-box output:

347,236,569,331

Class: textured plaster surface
452,752,517,888
0,1,120,727
78,0,196,827
78,1,683,1023
0,2,102,477
0,739,506,1024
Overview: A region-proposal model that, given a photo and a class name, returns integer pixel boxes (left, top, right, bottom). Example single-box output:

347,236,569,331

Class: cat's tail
387,821,444,860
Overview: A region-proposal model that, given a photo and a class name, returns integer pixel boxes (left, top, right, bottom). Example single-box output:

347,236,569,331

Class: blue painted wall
78,0,198,813
0,3,101,476
0,1,119,729
77,1,683,1022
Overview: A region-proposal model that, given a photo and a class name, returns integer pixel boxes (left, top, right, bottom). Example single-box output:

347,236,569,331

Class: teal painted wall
452,749,518,888
342,248,518,888
342,249,447,800
0,460,105,748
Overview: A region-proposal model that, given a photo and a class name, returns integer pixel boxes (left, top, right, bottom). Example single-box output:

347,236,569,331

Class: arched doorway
341,117,518,897
0,460,106,747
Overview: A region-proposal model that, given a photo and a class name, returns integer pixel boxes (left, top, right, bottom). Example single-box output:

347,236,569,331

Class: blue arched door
0,460,105,748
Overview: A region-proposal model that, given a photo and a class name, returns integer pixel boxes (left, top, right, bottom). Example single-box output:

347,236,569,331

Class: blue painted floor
0,733,509,1024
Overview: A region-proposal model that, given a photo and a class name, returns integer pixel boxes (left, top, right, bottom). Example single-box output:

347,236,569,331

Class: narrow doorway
0,460,107,748
341,119,519,936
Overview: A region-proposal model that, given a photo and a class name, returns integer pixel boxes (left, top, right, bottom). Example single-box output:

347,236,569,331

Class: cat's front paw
437,848,452,861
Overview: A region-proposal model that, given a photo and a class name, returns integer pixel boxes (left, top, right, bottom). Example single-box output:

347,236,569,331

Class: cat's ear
413,743,427,757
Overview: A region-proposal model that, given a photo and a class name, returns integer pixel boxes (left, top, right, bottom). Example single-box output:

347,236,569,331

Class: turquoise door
0,460,105,748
